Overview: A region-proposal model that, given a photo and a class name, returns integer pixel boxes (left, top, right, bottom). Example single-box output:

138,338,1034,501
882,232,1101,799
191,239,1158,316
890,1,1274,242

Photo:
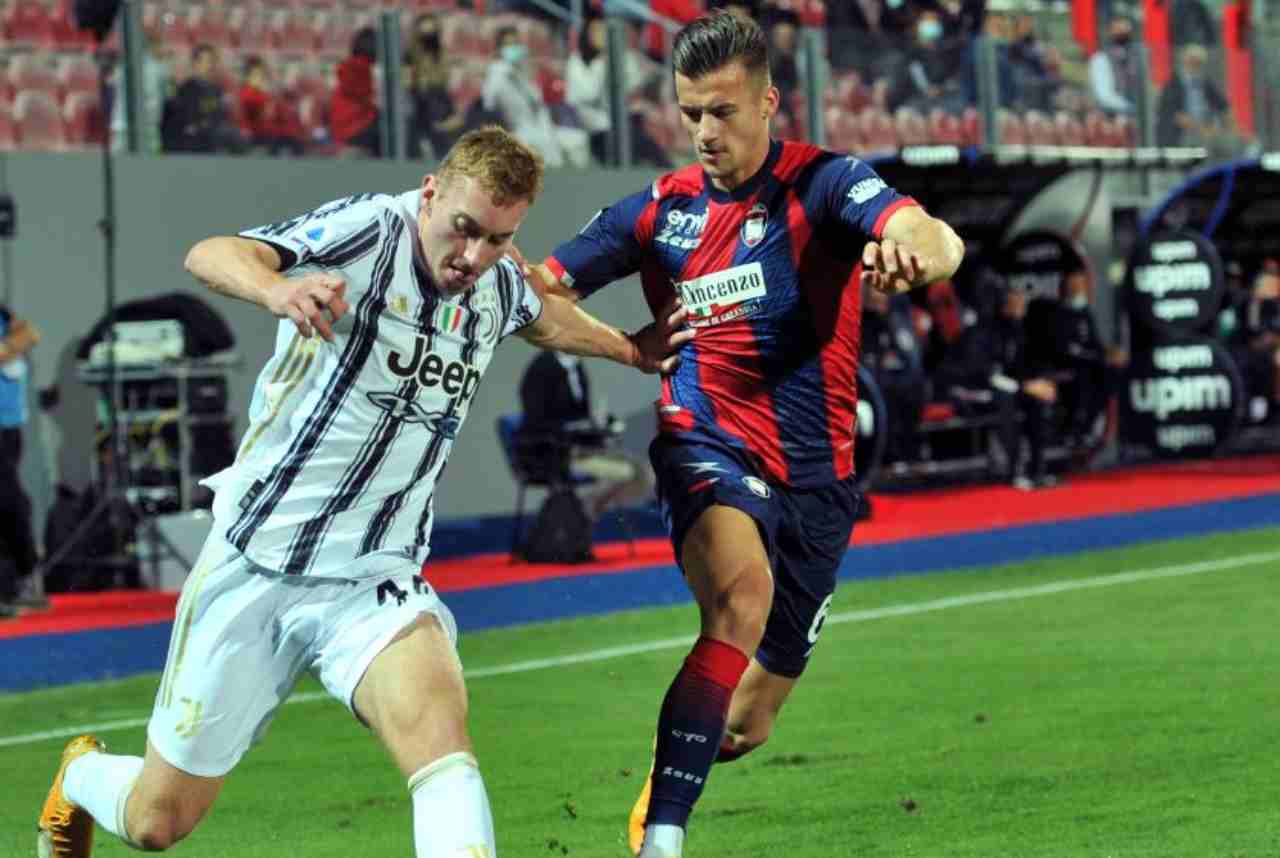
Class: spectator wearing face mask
404,13,466,159
482,25,591,168
1088,15,1141,115
330,27,382,157
889,10,967,112
565,14,672,167
1050,268,1128,445
1156,43,1230,147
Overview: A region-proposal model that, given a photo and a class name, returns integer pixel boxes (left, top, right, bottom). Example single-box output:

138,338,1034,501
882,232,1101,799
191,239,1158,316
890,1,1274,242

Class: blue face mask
918,20,942,42
1069,293,1090,310
501,43,528,64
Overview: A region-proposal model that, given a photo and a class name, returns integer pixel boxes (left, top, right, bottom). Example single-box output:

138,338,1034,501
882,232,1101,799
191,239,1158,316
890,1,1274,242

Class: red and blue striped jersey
547,140,917,488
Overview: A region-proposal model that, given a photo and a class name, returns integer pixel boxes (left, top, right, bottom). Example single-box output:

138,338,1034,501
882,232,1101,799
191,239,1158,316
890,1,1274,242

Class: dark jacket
162,77,234,152
519,350,591,435
1156,74,1229,146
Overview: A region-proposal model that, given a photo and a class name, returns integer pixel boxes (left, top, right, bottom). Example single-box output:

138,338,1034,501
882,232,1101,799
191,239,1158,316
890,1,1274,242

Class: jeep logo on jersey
366,392,464,438
741,203,768,247
676,262,768,328
386,337,482,402
656,208,708,250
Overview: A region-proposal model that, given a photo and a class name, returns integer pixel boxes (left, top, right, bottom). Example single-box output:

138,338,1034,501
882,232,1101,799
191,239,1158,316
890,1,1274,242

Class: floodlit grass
2,527,1277,857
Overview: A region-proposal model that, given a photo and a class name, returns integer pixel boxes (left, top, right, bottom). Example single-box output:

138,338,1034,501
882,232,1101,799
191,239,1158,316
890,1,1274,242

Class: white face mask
1069,293,1090,310
501,44,528,64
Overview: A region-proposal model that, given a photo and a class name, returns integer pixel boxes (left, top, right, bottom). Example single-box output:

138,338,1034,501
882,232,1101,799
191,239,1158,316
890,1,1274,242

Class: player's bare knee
130,799,198,852
704,564,772,644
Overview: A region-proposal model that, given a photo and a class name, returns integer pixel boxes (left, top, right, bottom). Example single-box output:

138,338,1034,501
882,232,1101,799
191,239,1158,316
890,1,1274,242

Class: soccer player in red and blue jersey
533,13,964,857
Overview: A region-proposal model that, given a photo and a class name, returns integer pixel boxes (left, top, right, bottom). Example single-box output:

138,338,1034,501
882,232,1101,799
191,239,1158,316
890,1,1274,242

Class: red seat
8,52,60,96
231,6,279,52
1054,111,1086,146
0,102,17,149
894,107,929,146
14,89,65,149
148,2,192,48
859,107,897,153
927,109,965,145
187,5,233,49
4,0,57,45
57,53,99,100
62,89,104,144
276,10,322,53
1023,110,1058,145
920,402,957,423
960,106,981,145
996,109,1027,145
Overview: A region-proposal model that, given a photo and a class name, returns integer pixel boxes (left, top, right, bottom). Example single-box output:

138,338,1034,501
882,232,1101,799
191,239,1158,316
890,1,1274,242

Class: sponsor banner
675,262,767,328
996,230,1088,302
1120,337,1244,458
1126,229,1224,337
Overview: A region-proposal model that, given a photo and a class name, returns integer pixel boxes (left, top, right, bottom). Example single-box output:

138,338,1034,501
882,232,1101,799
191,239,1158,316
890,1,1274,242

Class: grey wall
0,152,663,531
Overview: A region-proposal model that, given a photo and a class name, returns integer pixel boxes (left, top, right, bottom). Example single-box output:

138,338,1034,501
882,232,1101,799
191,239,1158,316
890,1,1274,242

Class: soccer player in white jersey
35,126,691,858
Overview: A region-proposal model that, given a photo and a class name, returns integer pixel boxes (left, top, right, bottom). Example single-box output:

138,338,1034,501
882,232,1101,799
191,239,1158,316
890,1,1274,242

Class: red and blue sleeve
811,155,918,240
546,186,659,300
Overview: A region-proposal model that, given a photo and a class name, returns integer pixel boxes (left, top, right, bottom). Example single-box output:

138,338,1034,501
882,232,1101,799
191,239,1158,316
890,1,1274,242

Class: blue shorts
650,432,861,678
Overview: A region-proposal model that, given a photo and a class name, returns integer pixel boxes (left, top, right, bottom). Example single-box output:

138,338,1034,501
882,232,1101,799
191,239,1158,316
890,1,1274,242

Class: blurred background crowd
0,0,1274,161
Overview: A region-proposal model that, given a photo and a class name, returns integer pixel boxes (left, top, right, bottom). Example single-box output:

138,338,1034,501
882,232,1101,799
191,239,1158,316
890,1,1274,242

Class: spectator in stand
161,43,244,154
765,7,801,128
1215,259,1251,346
517,350,654,521
889,10,968,113
827,0,914,78
1005,13,1064,111
940,282,1059,490
403,13,467,160
566,13,671,167
329,27,382,157
1050,268,1127,446
483,25,590,168
861,285,926,464
1237,262,1280,422
1156,43,1230,148
1088,15,1141,116
111,23,172,154
238,56,304,156
0,304,40,619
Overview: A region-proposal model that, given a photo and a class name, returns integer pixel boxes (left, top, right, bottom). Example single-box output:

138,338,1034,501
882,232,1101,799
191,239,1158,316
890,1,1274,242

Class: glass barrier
0,0,1272,160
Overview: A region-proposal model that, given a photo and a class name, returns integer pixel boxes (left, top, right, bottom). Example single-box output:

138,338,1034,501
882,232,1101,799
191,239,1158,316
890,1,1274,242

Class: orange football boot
37,734,105,858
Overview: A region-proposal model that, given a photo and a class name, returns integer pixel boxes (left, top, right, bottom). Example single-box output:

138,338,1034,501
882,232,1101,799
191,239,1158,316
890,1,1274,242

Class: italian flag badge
435,304,466,332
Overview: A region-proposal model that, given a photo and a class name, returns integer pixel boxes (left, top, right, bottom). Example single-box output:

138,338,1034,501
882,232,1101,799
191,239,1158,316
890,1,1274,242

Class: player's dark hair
672,11,769,84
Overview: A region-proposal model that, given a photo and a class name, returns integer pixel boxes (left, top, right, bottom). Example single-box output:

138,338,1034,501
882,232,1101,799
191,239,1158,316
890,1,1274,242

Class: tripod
34,21,192,597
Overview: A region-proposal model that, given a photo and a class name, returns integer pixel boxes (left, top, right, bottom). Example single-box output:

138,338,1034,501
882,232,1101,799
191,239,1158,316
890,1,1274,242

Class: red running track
4,453,1279,640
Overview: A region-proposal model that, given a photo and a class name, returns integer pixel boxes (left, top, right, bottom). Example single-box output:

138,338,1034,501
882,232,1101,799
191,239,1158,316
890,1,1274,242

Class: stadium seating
0,100,17,148
61,88,103,144
14,88,64,148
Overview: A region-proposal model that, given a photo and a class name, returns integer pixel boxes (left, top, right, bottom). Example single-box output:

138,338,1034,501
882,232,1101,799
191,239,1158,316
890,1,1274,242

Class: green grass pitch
2,526,1278,857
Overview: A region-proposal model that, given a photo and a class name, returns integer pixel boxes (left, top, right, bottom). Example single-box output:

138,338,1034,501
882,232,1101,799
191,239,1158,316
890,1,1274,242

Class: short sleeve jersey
205,190,542,576
547,140,916,487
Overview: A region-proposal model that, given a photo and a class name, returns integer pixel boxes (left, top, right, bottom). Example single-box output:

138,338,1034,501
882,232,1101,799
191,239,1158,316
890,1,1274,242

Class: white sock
639,823,685,857
408,751,497,858
63,751,144,846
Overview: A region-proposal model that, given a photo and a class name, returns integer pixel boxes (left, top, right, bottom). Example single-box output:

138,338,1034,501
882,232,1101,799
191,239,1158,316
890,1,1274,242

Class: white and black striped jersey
203,190,543,576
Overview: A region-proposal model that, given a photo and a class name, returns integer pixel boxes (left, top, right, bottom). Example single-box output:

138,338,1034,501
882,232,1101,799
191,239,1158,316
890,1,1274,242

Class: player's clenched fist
269,274,350,342
860,238,925,295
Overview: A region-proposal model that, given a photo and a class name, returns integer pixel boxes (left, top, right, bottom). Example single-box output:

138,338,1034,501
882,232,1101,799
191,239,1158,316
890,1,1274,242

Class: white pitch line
2,547,1276,750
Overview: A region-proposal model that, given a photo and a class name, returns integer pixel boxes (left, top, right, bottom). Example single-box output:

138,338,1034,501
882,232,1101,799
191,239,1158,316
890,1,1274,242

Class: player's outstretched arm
185,236,350,342
518,293,692,374
861,206,965,295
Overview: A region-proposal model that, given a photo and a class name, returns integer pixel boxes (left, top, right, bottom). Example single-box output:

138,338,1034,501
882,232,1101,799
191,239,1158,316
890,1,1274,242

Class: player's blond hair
437,126,544,208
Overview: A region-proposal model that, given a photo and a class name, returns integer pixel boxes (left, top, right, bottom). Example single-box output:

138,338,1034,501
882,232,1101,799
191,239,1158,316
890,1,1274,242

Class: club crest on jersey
676,262,767,328
741,203,768,248
366,392,463,438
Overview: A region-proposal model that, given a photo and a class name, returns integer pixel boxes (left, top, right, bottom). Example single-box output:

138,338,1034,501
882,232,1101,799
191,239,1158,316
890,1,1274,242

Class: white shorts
147,528,457,778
